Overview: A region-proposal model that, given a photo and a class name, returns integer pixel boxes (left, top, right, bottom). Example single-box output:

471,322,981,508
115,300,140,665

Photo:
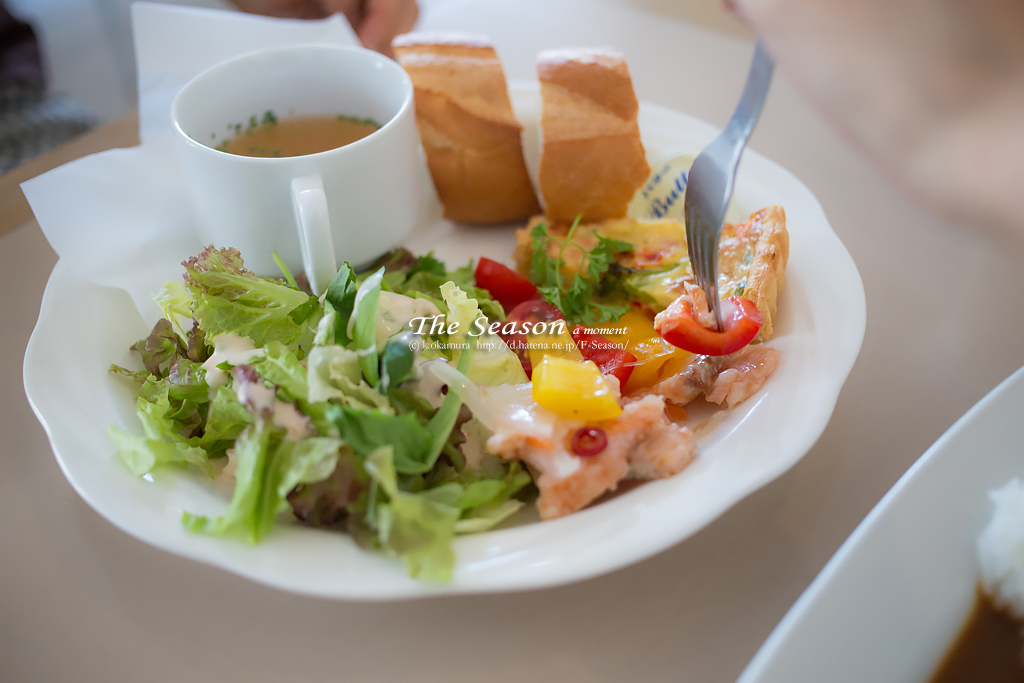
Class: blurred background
8,0,230,124
0,0,750,241
4,0,747,128
6,2,1024,682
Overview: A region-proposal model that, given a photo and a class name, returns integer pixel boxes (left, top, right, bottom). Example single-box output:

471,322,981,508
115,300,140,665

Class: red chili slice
655,295,762,356
571,427,608,457
474,257,539,313
570,324,637,387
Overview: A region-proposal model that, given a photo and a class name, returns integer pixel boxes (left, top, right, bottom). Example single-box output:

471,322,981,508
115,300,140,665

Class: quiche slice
514,205,788,341
512,206,789,405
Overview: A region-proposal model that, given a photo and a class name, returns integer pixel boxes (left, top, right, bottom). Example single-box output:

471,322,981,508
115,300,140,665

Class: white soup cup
171,43,420,294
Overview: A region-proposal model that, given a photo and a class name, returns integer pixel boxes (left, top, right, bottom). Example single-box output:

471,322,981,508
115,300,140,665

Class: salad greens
109,245,533,581
370,248,505,322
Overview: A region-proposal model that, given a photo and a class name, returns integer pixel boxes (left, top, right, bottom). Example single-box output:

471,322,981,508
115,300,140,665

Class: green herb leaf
251,341,308,402
371,249,503,322
364,446,461,581
272,251,299,289
421,342,474,473
407,252,447,279
109,424,211,477
587,235,634,281
182,416,344,544
325,262,358,346
307,345,393,413
131,318,182,377
380,335,417,391
109,363,150,384
164,358,210,403
183,246,312,348
528,219,632,325
199,386,253,446
152,281,194,341
330,406,434,474
287,295,320,325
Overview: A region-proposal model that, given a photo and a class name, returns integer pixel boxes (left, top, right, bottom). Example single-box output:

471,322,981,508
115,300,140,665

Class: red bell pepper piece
655,295,762,356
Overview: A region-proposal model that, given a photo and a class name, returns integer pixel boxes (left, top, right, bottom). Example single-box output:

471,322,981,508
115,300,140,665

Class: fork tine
698,226,709,290
692,215,706,294
701,229,713,301
685,201,700,290
698,215,709,291
708,227,719,289
679,42,773,334
687,215,698,284
695,229,706,291
704,228,718,298
704,227,718,302
702,232,713,300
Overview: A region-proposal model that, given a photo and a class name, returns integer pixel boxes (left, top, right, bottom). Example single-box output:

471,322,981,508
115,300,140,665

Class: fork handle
723,42,775,151
707,42,774,331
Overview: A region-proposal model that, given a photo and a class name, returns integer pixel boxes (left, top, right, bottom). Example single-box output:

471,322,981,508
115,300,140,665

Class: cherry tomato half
655,295,762,356
474,257,539,313
570,324,637,387
500,300,565,377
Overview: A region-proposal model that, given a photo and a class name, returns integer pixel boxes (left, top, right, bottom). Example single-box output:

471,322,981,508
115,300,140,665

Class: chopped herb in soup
215,111,379,158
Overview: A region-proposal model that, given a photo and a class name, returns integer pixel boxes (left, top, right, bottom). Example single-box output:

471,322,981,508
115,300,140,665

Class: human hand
727,0,1024,241
329,0,419,56
231,0,418,57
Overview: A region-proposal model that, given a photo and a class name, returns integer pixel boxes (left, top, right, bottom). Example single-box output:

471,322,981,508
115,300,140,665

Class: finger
358,0,418,56
231,0,326,19
318,0,364,29
719,0,752,28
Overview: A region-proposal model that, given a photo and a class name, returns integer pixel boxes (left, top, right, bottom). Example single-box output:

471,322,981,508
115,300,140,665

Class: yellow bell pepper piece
526,324,582,371
532,356,622,420
608,309,692,393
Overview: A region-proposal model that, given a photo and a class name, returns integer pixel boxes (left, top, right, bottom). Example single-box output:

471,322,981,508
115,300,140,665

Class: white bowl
739,365,1024,682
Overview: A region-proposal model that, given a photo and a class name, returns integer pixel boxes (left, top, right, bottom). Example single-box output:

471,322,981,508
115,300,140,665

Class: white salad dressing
428,362,558,441
201,333,264,389
235,373,275,411
376,291,441,346
271,403,312,440
235,372,311,440
416,359,451,409
201,333,310,439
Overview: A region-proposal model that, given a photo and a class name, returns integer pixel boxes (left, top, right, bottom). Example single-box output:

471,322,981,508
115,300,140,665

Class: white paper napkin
21,2,358,322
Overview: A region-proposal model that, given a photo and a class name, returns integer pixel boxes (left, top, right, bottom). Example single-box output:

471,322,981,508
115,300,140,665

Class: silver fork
684,41,774,331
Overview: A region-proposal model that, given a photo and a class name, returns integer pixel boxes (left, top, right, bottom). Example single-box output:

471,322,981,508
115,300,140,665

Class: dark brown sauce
930,588,1024,683
217,114,379,158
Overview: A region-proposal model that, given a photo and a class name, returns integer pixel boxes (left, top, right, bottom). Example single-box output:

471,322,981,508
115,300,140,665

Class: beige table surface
3,0,1024,681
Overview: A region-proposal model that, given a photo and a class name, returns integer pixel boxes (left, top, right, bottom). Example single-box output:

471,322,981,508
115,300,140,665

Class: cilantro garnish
529,217,633,325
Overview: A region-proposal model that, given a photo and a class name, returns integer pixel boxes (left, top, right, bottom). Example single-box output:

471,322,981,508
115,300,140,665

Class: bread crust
740,206,789,342
393,34,540,224
537,48,650,223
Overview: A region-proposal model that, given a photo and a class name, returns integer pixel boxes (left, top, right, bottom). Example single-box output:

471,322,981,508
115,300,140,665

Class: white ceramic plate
23,85,865,599
738,365,1024,683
